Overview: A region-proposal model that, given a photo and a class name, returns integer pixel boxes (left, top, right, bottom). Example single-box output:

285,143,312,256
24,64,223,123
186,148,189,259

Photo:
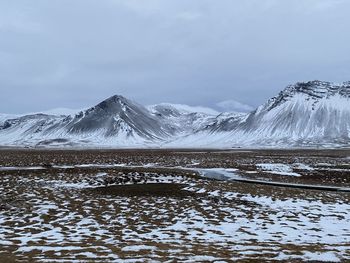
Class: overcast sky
1,0,349,114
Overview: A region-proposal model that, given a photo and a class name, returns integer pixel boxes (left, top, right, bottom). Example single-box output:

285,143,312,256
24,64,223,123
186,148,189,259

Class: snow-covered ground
256,163,302,177
147,103,220,115
1,149,350,261
0,163,350,262
1,170,349,262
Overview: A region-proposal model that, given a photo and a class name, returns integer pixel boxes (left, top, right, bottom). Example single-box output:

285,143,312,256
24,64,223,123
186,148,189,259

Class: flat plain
0,149,349,262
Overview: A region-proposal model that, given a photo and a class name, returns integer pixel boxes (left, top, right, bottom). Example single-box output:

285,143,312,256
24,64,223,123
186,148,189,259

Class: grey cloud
0,0,349,113
216,100,254,113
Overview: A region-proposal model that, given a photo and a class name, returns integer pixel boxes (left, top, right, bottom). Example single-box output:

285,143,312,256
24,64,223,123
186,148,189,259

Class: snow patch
292,163,314,171
121,245,157,252
148,103,219,115
257,163,301,177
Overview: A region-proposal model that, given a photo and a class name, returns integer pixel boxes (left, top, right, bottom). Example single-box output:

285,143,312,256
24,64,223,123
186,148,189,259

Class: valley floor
0,149,349,262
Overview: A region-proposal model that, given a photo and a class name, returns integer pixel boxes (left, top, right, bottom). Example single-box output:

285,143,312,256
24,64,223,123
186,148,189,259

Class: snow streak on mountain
0,81,349,148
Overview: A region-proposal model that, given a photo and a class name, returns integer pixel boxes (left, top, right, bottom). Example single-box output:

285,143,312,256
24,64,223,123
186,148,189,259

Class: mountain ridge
0,80,349,148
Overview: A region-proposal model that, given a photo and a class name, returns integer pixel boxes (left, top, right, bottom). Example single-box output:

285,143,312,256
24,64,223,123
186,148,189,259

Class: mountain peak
283,80,350,99
100,94,128,104
107,94,128,101
94,95,131,112
256,80,350,113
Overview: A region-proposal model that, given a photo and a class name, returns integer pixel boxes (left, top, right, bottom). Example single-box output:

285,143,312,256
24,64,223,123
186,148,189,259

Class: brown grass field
0,149,349,262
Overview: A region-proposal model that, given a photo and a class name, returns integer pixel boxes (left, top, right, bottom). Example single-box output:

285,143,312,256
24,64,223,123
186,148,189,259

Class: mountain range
0,80,349,148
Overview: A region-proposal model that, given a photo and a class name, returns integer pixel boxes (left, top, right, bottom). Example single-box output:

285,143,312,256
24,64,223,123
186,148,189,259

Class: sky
0,0,349,114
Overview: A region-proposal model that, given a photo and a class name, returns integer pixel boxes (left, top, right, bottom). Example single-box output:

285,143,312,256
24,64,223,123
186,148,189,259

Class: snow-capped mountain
0,95,176,147
178,80,350,147
148,103,219,115
0,81,349,148
148,103,219,135
0,114,18,125
240,80,350,143
35,108,84,116
66,95,175,139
